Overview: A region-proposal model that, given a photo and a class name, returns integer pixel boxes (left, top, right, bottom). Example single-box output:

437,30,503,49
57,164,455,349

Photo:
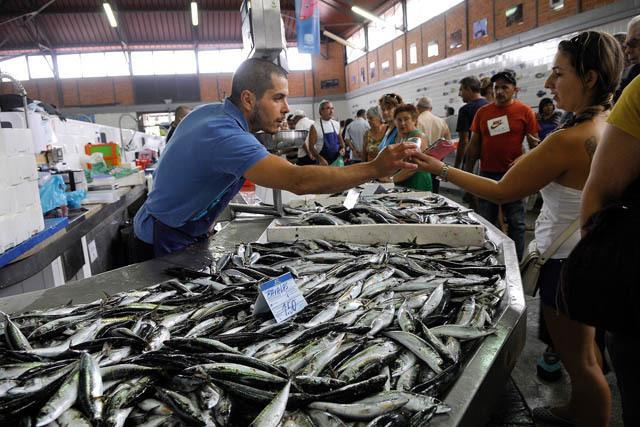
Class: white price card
254,273,308,323
343,188,360,210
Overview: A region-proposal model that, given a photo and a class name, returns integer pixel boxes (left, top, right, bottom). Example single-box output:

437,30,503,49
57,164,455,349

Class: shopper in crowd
410,31,624,427
415,96,450,193
537,97,563,141
613,32,630,67
308,100,346,166
344,109,370,164
415,96,451,145
292,110,316,166
363,106,388,162
134,58,419,256
341,118,353,141
464,69,539,259
577,74,640,427
480,76,495,103
614,15,640,102
391,104,432,191
165,105,192,143
377,93,404,151
455,76,488,169
444,106,458,140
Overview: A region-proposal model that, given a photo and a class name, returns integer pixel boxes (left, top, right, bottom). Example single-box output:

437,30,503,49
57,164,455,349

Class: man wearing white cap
292,110,316,165
416,96,450,146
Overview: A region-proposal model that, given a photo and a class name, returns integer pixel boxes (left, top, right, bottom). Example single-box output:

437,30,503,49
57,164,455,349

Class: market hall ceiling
0,0,392,54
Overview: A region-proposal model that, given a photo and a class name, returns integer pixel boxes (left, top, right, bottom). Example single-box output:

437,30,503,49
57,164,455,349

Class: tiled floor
438,187,624,426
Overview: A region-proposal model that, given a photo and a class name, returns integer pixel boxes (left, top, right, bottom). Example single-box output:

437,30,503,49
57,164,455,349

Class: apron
319,121,341,164
152,179,245,257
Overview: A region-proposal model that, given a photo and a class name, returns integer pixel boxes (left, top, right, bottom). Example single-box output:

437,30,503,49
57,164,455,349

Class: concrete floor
438,187,624,426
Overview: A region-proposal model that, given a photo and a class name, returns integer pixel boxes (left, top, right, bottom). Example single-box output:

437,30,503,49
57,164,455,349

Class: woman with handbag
563,74,640,426
410,31,624,426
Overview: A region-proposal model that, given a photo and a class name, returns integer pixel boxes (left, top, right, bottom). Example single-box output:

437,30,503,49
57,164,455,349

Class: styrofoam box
0,214,17,252
10,154,38,183
0,186,13,215
24,205,45,237
0,128,34,157
265,218,485,247
14,180,40,212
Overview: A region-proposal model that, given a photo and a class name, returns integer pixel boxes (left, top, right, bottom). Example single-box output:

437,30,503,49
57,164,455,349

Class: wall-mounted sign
449,30,462,49
506,4,524,27
473,18,488,39
320,79,339,89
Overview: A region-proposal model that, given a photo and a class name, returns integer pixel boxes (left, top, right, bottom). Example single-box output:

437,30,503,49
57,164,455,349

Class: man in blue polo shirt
134,58,419,256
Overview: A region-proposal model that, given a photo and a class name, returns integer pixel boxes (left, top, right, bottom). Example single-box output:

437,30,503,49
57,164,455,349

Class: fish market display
283,194,477,225
0,239,505,426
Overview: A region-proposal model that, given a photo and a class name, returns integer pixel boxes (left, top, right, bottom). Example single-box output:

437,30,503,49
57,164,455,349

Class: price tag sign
254,273,308,323
343,188,360,210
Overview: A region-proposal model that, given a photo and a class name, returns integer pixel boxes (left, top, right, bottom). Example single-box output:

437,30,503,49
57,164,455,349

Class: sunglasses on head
624,37,640,49
383,93,401,102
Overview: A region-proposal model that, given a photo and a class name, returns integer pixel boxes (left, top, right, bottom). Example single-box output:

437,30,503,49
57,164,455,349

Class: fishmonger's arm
245,142,419,195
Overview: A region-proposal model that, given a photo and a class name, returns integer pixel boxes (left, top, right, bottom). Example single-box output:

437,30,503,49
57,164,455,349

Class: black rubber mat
486,376,536,426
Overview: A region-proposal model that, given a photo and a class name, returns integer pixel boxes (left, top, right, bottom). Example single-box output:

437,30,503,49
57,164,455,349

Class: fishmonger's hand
371,142,420,177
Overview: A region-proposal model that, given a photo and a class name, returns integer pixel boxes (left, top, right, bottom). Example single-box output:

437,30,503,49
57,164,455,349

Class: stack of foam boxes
0,128,44,254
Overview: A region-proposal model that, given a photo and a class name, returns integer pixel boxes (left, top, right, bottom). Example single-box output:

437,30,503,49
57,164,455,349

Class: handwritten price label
255,273,307,323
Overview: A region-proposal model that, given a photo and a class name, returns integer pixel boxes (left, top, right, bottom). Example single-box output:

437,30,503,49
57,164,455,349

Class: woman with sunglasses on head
377,93,403,151
390,104,432,191
411,31,624,427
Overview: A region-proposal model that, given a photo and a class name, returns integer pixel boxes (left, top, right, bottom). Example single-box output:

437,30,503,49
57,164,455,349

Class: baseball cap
416,97,432,109
292,109,306,118
491,69,517,85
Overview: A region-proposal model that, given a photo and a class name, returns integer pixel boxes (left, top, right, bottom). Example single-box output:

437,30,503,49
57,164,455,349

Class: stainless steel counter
0,214,525,427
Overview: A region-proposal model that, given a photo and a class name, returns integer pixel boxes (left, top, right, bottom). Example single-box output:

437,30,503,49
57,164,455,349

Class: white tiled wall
346,19,630,117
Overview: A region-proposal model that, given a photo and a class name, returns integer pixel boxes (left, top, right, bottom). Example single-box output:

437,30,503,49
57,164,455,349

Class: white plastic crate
10,154,38,183
14,180,39,211
0,214,17,252
24,205,45,237
0,128,33,156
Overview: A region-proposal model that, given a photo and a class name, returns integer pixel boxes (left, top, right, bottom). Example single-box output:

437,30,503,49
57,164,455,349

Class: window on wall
1,57,29,81
198,49,246,73
406,0,464,31
427,41,439,57
360,66,366,83
369,61,376,79
104,52,130,76
367,2,404,51
409,43,418,64
27,55,54,79
346,28,366,64
57,54,83,78
381,61,390,74
395,49,403,69
131,50,197,76
287,48,312,71
506,4,524,27
449,30,462,49
550,0,564,10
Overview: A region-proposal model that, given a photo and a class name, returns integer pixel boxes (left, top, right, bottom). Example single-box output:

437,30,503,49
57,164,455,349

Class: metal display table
0,209,525,426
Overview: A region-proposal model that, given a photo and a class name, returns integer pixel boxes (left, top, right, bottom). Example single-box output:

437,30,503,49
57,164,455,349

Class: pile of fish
283,194,477,226
0,238,505,426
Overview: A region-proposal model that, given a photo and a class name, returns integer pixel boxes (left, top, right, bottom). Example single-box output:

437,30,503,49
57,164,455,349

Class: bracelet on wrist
438,163,450,182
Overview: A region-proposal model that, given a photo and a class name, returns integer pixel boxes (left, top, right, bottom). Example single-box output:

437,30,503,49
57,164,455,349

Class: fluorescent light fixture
103,3,117,28
191,2,198,27
351,5,394,29
323,30,363,51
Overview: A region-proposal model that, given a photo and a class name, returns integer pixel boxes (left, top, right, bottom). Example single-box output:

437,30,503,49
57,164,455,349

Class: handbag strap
539,217,581,264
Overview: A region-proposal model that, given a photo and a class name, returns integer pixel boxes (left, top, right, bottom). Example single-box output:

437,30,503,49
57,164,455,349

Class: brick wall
392,35,407,75
495,0,537,39
421,15,446,65
113,78,134,105
356,56,368,87
199,75,218,102
217,74,233,100
468,0,494,49
61,80,80,106
313,42,347,97
304,70,314,96
538,0,578,26
287,71,306,97
446,2,468,57
581,0,616,11
405,27,423,71
78,79,115,105
377,42,394,81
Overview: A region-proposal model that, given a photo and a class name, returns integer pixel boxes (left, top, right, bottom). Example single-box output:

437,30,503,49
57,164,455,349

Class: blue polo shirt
134,99,269,244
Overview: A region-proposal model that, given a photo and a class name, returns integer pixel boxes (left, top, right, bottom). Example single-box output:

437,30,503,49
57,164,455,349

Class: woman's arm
581,124,640,230
411,129,575,204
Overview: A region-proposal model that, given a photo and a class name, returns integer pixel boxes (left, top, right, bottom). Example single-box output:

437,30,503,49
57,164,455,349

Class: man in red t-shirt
463,69,539,259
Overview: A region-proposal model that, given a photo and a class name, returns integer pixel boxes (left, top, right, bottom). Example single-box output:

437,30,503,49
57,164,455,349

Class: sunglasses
382,93,401,102
624,37,639,49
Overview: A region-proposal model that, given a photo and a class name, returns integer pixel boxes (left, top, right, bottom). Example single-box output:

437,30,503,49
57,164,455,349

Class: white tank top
535,181,582,259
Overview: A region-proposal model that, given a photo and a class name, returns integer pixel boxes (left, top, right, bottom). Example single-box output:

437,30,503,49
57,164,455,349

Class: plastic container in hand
425,138,457,161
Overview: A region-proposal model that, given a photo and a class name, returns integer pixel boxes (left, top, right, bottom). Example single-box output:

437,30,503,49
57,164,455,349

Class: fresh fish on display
0,238,505,425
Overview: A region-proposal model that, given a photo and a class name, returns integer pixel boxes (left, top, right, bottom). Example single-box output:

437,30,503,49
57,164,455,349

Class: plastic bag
39,175,67,214
330,155,345,167
66,190,87,209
